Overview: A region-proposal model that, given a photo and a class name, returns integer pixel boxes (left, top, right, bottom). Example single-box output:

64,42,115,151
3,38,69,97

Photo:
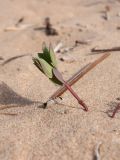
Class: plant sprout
33,43,88,111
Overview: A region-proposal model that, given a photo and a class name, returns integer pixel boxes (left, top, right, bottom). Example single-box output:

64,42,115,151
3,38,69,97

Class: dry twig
91,47,120,53
44,53,110,106
1,54,31,66
34,17,58,36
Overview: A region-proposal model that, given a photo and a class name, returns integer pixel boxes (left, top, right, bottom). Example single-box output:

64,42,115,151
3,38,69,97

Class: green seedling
33,43,88,111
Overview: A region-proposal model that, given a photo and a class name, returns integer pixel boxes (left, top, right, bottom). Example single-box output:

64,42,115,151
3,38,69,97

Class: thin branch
1,54,32,66
52,68,88,111
49,53,110,100
91,47,120,53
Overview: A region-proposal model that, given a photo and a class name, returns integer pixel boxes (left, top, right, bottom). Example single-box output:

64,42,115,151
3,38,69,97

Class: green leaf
32,58,43,72
39,58,53,78
41,43,51,64
38,43,57,68
49,44,57,67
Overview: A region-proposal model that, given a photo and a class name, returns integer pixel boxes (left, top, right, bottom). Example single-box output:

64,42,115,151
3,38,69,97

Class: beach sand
0,0,120,159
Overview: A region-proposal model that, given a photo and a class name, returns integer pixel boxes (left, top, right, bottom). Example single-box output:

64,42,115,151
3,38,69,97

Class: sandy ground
0,0,120,159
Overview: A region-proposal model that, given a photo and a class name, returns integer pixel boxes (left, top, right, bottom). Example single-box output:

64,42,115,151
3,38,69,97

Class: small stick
91,47,120,53
75,40,89,45
111,103,120,118
1,54,31,66
0,112,18,116
4,24,34,32
63,81,88,111
48,53,110,100
44,17,58,36
16,17,24,26
53,68,88,111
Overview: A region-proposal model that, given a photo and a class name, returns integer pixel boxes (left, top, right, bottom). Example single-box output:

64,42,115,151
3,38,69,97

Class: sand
0,0,120,159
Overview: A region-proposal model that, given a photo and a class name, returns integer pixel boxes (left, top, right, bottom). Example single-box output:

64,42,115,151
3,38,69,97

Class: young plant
33,43,88,111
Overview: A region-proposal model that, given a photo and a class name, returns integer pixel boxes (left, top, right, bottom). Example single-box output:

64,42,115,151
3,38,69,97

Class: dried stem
1,54,31,66
91,47,120,53
64,81,88,111
52,68,88,111
49,53,110,99
43,53,110,109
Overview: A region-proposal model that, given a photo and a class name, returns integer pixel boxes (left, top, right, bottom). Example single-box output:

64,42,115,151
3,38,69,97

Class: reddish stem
64,81,88,111
111,103,120,118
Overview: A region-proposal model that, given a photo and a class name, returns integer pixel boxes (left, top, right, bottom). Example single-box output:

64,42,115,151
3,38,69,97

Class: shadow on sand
0,82,42,112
